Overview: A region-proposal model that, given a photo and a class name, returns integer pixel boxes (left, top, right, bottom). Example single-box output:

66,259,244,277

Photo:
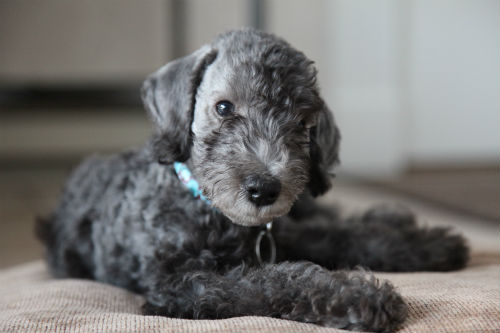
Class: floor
372,167,499,222
0,166,498,269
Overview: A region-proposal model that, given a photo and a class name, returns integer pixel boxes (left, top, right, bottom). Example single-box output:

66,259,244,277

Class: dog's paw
340,280,407,333
358,205,469,272
412,226,469,271
325,275,407,332
284,271,407,332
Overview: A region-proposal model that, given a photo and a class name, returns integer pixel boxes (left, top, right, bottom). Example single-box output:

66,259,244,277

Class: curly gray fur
37,28,468,333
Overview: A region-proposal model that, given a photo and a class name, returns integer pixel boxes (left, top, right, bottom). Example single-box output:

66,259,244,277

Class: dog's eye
299,119,311,130
215,101,235,117
299,116,317,129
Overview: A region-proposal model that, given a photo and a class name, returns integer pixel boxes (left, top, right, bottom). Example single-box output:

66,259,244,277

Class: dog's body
38,29,468,333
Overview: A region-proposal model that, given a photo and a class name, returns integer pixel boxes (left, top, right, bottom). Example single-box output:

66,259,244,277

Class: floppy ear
141,45,218,164
308,101,341,197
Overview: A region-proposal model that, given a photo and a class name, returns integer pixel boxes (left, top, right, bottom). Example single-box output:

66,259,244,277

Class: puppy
37,28,468,332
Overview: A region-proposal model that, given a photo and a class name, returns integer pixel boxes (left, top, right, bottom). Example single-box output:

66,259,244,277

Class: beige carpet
0,184,498,333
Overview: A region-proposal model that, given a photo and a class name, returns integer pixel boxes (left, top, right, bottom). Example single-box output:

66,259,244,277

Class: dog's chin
222,209,288,226
213,201,293,227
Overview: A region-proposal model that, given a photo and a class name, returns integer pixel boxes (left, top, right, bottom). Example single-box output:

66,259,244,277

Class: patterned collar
173,162,211,204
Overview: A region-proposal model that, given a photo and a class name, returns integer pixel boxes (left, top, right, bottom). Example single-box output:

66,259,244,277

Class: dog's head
142,28,340,226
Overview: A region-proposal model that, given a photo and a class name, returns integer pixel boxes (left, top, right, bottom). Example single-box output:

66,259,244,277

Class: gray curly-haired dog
37,28,468,332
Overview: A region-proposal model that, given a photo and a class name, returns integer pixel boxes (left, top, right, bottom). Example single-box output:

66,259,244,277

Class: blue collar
173,162,211,204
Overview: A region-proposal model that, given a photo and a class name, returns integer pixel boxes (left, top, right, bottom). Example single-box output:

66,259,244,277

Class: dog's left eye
299,119,311,130
215,101,235,117
298,116,317,129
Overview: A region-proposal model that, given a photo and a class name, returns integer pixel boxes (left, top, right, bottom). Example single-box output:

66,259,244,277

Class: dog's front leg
142,261,406,332
279,204,469,272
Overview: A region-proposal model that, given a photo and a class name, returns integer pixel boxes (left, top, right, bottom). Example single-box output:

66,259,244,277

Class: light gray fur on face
189,31,321,226
141,28,339,226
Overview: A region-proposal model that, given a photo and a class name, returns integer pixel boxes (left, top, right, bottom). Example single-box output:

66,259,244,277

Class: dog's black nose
243,174,281,206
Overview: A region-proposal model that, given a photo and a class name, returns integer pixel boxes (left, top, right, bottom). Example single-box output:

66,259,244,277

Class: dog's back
36,149,147,280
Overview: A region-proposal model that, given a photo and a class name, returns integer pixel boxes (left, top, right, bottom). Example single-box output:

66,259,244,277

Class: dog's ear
141,45,218,164
308,101,341,197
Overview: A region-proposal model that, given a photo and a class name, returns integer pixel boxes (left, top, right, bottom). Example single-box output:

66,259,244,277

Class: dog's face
189,57,318,225
142,29,340,226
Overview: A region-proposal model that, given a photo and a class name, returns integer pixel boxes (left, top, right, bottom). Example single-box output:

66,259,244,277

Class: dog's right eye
215,101,235,117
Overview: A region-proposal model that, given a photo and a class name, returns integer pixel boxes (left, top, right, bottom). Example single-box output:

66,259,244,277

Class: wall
0,0,170,84
323,0,406,177
407,0,499,165
183,0,250,54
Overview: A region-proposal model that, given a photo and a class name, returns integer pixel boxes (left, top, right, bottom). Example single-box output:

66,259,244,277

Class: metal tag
255,222,276,265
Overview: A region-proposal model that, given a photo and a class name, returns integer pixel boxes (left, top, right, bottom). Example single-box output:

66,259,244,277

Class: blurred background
0,0,498,268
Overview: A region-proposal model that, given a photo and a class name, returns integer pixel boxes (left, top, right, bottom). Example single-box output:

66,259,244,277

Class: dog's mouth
211,194,294,226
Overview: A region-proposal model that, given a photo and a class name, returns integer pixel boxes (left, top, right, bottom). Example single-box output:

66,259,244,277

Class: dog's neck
173,161,276,265
173,161,211,204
